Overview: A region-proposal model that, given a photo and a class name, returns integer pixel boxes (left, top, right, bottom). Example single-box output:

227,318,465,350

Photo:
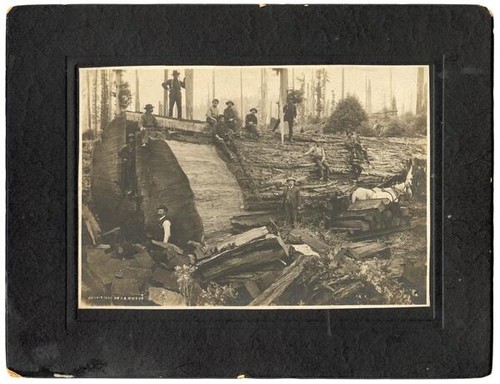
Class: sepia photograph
78,65,430,309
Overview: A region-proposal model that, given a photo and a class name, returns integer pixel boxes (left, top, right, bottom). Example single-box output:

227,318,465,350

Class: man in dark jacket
244,108,260,139
118,133,137,196
282,177,301,227
162,70,185,119
223,100,240,136
283,99,297,142
139,104,159,147
213,115,237,161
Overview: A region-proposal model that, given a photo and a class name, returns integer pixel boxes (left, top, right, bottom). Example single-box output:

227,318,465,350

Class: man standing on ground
283,98,297,142
244,108,261,139
282,177,301,227
156,205,171,244
301,140,330,181
162,70,185,119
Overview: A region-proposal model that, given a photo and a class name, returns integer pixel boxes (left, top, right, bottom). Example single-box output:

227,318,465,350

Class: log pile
332,199,412,236
82,224,419,307
232,132,427,211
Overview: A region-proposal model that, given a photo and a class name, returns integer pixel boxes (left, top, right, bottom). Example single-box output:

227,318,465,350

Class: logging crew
282,177,301,227
223,100,240,136
162,70,185,119
118,133,137,196
244,108,261,139
302,140,330,181
206,98,220,126
213,115,237,161
156,205,171,244
283,98,297,142
139,104,159,147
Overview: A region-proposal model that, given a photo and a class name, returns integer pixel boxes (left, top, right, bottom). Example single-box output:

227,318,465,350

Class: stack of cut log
332,199,412,236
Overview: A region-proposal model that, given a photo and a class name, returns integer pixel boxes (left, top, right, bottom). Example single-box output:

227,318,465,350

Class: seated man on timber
206,98,220,127
345,130,370,164
139,104,160,147
213,115,237,161
345,131,369,179
244,108,261,140
301,139,330,181
223,100,240,137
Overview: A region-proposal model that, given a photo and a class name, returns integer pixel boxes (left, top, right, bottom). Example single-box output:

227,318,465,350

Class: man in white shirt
156,205,171,244
206,98,220,126
301,140,330,181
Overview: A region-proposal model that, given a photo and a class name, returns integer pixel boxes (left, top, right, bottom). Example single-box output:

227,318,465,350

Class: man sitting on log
244,108,261,140
345,130,369,179
283,177,301,227
213,115,238,161
223,100,240,137
301,139,330,181
139,104,160,147
206,98,220,127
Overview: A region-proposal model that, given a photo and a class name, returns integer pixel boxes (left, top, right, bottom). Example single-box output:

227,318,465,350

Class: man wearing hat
139,104,159,147
301,139,330,181
162,70,185,119
223,100,240,136
244,108,261,139
118,133,137,196
282,177,301,227
213,115,237,161
206,98,220,127
156,205,171,244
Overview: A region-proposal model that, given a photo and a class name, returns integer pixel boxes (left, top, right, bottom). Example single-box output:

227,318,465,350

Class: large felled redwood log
91,113,204,247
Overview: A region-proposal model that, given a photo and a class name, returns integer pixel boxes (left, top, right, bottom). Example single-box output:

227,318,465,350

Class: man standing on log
156,205,171,244
283,98,297,142
139,104,159,147
301,140,330,181
283,177,301,227
162,70,185,119
244,108,261,140
224,100,240,137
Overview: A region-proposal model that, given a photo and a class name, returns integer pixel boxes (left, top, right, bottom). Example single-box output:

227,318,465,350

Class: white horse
351,166,413,204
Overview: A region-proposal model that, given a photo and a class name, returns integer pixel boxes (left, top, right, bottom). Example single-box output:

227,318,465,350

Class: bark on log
249,255,313,306
345,242,391,260
82,204,102,245
196,235,288,281
214,226,269,252
230,211,284,231
288,229,331,254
